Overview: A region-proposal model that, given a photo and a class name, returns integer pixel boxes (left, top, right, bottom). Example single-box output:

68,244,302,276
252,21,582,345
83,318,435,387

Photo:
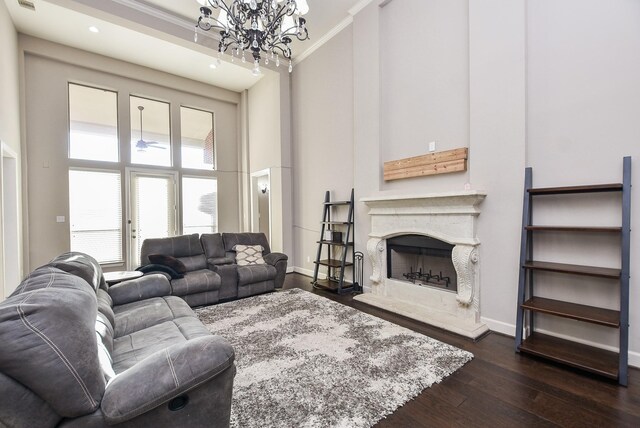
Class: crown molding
293,0,375,67
106,0,220,43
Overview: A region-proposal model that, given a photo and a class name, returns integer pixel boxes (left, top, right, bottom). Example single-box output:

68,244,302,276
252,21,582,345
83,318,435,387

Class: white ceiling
4,0,366,92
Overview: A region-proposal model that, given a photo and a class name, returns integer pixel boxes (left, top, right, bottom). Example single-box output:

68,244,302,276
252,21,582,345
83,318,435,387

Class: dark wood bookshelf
316,240,354,247
528,183,623,195
521,297,620,327
525,226,622,233
515,157,631,385
315,259,353,268
324,201,351,206
523,260,621,279
518,333,619,380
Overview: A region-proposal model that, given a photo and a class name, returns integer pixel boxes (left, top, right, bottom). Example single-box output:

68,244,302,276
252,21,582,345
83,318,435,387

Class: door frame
125,167,179,269
1,142,20,300
250,169,271,241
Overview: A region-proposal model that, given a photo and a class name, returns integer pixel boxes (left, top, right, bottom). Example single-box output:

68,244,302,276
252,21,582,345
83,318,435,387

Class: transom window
130,96,171,167
181,106,216,170
68,83,119,162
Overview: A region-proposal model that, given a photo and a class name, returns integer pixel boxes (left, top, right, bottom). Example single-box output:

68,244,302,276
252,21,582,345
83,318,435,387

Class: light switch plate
56,216,65,223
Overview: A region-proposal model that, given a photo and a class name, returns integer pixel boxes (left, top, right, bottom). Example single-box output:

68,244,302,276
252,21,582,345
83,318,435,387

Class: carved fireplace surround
355,191,488,339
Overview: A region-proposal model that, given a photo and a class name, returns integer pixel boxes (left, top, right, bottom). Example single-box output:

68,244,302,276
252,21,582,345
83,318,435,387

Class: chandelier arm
262,5,296,36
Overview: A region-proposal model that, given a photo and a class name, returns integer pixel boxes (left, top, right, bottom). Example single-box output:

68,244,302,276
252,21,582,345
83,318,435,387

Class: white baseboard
286,267,294,274
480,317,640,368
481,316,515,337
293,266,324,279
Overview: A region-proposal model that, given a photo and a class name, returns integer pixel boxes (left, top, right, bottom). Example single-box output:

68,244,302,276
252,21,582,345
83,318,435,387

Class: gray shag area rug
195,288,473,428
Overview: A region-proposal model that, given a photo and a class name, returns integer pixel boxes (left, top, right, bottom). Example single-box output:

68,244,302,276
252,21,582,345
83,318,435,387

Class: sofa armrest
136,263,184,279
264,252,288,266
108,274,172,305
101,335,235,425
264,252,288,288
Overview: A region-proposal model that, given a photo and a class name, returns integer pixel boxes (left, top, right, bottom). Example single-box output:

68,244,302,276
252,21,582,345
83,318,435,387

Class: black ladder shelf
312,189,357,294
514,156,631,385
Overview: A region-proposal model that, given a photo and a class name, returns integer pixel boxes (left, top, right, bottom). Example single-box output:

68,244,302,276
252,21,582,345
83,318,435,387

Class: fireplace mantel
355,190,489,339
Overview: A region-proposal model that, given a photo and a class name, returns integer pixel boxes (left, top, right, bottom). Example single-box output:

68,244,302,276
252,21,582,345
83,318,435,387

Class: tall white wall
0,0,23,298
525,0,640,351
247,70,293,255
291,0,640,365
291,26,354,276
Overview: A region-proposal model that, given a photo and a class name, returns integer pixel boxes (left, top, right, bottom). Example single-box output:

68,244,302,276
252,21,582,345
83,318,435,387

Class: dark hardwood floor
282,273,640,427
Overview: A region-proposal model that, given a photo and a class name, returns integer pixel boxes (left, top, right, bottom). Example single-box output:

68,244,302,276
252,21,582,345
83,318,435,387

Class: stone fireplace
355,191,488,339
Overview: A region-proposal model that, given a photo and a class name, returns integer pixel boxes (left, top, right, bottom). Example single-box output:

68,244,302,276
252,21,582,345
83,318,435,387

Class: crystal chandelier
195,0,310,75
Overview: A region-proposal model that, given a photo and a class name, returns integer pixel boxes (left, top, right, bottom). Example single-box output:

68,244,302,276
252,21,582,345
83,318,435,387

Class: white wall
291,25,354,276
291,0,640,365
525,0,640,352
247,70,293,255
0,0,23,298
21,36,241,270
380,0,470,193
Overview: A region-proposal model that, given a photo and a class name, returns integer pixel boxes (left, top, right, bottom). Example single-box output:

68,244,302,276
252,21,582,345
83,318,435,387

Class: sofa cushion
237,264,277,287
170,269,221,297
178,254,208,272
147,254,187,274
113,296,194,338
201,233,226,259
96,289,115,327
140,233,203,266
111,318,211,373
96,312,115,354
233,244,266,266
49,251,107,292
222,233,271,257
0,267,105,417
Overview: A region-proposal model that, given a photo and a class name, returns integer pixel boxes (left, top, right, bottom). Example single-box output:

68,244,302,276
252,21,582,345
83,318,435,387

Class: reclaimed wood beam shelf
383,147,468,181
514,156,631,386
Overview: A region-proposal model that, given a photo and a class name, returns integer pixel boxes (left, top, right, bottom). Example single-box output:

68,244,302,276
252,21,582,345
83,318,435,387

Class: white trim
348,0,377,16
480,317,640,369
286,266,294,274
109,0,220,43
293,16,353,66
480,316,515,336
293,0,376,67
294,266,325,279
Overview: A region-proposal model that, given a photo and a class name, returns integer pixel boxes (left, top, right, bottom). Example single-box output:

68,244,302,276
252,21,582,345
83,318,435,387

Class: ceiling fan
135,105,166,151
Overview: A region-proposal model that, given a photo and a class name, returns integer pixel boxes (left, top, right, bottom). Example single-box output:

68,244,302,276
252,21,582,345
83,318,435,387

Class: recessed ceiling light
89,26,99,33
209,63,217,69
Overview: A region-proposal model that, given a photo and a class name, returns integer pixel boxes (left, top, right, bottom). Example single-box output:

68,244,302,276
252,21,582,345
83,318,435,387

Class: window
181,106,215,170
68,83,119,162
69,169,123,264
130,96,171,167
182,176,217,235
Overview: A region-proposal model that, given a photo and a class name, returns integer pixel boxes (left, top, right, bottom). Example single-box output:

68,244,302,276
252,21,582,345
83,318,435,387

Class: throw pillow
147,254,187,274
233,244,266,266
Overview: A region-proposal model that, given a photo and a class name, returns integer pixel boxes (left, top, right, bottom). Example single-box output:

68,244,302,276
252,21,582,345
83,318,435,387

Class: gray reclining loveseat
140,232,288,307
0,252,235,428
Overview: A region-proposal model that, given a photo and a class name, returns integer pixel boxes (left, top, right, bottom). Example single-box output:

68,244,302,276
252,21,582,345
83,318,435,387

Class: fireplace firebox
386,235,457,292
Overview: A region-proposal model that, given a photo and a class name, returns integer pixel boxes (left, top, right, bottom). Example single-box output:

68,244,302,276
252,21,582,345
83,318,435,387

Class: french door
127,170,178,268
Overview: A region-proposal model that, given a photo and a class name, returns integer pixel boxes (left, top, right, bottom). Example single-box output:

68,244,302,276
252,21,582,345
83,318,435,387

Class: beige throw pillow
233,244,266,266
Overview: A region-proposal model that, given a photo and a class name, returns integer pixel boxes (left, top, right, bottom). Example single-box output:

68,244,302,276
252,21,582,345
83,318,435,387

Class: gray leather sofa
201,233,288,301
140,233,221,307
140,232,288,307
0,252,235,428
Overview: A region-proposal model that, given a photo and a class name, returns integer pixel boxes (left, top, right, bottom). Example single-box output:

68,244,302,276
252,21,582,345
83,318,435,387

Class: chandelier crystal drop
194,0,310,74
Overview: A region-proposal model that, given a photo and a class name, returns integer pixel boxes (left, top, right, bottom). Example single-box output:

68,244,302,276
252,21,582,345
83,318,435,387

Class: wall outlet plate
429,141,436,152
